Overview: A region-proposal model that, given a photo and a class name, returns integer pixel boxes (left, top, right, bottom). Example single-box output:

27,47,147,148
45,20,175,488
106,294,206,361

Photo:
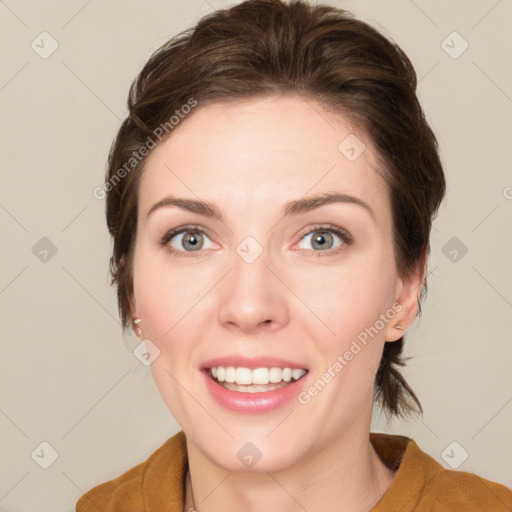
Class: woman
77,0,512,510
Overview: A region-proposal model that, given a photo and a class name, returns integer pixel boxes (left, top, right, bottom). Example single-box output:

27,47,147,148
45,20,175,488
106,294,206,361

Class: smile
202,363,310,413
209,366,307,392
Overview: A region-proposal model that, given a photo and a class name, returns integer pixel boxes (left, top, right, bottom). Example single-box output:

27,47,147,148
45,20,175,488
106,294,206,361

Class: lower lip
202,370,308,413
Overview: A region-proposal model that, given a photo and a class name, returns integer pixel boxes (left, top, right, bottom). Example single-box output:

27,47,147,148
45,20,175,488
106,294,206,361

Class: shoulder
75,462,145,512
76,430,187,512
408,439,512,510
370,432,512,511
420,465,512,511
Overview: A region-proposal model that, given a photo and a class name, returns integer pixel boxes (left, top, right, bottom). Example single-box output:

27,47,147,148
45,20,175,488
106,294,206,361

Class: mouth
201,356,311,412
207,366,308,393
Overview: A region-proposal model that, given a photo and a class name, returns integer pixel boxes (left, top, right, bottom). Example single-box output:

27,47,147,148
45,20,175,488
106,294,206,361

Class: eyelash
159,223,353,258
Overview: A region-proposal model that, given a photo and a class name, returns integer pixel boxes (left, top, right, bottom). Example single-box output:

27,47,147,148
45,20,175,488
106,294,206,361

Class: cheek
133,246,211,339
286,251,397,398
290,251,395,339
133,249,206,413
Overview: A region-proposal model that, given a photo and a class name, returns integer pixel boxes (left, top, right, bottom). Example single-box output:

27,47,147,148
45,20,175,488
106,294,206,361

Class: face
131,94,415,472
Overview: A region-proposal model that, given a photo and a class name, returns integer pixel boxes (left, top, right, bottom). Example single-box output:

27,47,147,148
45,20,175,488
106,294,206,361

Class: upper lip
202,355,309,370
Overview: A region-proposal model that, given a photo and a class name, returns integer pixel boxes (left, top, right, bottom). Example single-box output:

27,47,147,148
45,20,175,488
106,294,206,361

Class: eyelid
297,224,352,243
160,224,210,244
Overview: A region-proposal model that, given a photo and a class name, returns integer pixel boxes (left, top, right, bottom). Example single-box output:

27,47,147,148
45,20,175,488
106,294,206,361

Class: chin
203,440,303,473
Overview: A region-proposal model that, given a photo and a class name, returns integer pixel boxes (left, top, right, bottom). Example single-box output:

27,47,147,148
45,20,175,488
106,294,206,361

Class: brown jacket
76,431,512,511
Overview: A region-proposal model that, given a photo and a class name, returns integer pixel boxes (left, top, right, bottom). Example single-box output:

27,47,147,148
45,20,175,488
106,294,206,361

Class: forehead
139,94,390,223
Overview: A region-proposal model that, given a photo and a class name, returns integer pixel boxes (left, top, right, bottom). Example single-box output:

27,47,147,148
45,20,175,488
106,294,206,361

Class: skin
130,94,424,512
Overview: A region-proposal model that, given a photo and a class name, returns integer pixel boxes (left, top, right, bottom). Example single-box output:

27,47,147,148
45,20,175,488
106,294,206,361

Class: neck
185,404,396,512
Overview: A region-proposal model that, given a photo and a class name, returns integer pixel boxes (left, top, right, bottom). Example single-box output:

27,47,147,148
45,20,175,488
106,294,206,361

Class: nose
216,247,289,335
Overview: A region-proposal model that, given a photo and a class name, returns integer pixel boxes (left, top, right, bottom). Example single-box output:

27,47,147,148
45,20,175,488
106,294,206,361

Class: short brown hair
104,0,445,419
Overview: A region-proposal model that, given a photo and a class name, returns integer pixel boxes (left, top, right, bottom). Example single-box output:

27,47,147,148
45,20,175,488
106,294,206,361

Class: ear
385,251,427,342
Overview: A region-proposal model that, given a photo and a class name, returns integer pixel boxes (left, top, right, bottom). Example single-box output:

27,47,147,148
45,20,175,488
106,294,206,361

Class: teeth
269,367,282,383
253,368,269,384
291,369,304,380
209,366,306,386
225,367,236,383
236,367,252,385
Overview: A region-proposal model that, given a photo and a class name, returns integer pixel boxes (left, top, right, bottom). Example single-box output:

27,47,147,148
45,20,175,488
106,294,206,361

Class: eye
160,224,216,257
159,223,352,258
296,224,352,256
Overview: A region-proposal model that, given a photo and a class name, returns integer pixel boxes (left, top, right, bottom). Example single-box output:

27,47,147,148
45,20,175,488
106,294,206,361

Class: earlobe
129,295,142,338
385,255,426,342
385,319,405,342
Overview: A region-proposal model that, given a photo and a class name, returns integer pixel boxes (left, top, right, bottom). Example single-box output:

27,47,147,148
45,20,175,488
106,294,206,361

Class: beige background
1,0,511,510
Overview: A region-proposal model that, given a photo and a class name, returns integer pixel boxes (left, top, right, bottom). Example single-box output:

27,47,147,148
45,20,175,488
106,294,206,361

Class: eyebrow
146,192,376,223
